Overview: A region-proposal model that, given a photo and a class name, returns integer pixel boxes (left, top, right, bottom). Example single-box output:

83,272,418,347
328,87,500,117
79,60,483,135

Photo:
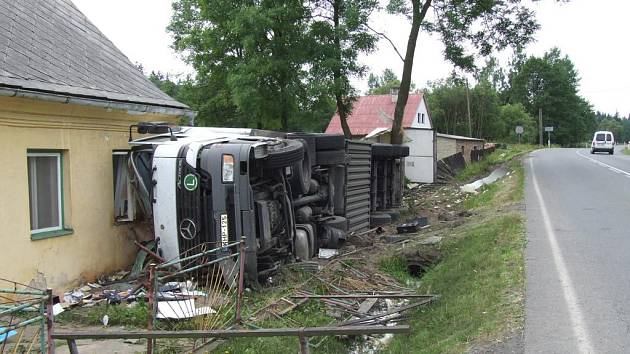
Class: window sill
31,228,74,241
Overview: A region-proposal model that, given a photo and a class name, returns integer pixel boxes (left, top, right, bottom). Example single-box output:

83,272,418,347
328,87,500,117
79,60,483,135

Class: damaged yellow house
0,0,192,291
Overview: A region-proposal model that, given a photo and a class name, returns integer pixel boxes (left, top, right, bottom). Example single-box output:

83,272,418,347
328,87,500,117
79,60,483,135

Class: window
27,151,65,235
421,113,425,124
417,113,421,123
596,133,605,141
113,151,133,221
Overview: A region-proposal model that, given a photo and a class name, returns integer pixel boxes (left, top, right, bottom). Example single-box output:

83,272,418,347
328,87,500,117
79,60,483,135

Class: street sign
544,126,554,132
515,125,524,134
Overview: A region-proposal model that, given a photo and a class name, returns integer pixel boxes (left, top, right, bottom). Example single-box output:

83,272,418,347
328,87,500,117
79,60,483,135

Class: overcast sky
73,0,630,117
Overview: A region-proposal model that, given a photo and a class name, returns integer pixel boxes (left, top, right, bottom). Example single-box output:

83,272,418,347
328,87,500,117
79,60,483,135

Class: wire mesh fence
0,278,52,353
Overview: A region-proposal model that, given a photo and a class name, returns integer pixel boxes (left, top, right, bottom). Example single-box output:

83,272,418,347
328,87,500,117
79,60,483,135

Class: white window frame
28,151,63,234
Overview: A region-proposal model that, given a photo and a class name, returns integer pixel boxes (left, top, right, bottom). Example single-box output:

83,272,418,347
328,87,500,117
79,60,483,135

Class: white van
591,131,615,155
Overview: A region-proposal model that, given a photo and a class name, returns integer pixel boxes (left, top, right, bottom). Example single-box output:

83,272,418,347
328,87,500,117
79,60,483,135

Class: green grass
456,144,535,182
56,300,149,328
622,148,630,156
381,155,527,353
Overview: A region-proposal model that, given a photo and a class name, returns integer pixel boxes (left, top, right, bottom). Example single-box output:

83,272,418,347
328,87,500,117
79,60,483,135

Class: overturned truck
127,123,408,283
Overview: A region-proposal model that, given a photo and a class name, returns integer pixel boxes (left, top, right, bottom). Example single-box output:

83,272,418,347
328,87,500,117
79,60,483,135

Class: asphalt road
525,146,630,353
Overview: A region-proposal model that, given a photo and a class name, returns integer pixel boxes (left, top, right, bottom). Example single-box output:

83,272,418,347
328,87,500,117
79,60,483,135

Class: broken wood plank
357,298,378,315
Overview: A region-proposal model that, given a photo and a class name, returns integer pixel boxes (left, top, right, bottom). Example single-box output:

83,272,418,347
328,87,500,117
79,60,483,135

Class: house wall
436,136,458,161
403,128,435,183
0,96,179,293
459,139,485,164
409,98,431,129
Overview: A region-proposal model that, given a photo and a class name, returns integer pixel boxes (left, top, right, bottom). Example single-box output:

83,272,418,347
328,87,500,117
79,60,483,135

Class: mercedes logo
179,219,197,240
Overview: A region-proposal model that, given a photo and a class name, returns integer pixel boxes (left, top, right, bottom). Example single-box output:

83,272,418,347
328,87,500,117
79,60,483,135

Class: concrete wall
436,135,484,164
436,135,458,161
403,128,435,183
0,96,178,293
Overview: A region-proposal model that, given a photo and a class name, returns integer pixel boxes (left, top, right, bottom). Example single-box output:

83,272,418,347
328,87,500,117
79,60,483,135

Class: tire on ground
264,139,304,169
370,212,391,228
316,150,347,165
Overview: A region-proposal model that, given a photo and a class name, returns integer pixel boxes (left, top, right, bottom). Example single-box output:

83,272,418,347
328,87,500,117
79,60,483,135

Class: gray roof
0,0,188,110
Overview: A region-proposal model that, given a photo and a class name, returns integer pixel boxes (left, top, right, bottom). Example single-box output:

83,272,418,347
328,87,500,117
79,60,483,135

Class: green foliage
499,103,537,143
167,0,375,132
56,301,149,328
455,144,535,182
367,68,409,95
507,48,596,146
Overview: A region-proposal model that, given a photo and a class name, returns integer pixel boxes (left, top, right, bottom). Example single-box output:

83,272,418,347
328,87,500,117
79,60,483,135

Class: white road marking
529,158,595,354
576,150,630,177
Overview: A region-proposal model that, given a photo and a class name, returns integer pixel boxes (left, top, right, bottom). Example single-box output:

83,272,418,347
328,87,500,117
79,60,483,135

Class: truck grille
345,141,372,232
175,147,210,257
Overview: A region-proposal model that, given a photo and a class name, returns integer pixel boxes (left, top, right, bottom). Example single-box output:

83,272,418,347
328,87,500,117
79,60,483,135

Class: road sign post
544,126,554,148
515,125,524,144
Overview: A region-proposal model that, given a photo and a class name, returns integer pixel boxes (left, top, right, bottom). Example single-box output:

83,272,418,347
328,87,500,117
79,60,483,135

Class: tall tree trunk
332,0,352,138
391,0,432,145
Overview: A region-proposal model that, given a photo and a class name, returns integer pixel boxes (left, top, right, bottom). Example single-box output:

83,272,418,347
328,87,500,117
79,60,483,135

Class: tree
508,48,595,146
170,0,312,131
499,103,537,143
308,0,378,137
386,0,541,144
366,68,418,95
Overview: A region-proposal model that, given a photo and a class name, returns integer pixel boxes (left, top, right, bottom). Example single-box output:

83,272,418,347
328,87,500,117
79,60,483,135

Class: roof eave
0,86,195,122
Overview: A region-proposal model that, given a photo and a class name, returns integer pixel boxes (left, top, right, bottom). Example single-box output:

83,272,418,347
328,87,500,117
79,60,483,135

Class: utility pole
466,78,472,138
539,108,543,147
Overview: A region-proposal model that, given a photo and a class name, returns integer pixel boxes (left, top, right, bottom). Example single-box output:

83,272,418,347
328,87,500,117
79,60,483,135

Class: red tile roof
325,93,423,135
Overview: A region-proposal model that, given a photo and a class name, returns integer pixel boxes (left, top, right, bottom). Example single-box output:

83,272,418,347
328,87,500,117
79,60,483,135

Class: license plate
220,214,229,247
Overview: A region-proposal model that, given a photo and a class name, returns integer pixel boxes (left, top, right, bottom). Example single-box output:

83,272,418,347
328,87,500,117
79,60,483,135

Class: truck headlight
222,154,234,183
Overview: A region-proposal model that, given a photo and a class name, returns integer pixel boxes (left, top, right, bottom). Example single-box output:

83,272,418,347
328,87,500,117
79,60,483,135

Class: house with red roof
326,91,436,183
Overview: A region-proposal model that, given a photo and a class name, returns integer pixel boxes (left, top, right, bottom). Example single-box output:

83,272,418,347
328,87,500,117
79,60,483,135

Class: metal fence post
147,263,156,354
46,288,55,354
235,237,246,325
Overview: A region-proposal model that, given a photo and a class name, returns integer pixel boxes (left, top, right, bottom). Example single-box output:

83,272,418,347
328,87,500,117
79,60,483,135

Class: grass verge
381,154,527,353
622,147,630,156
456,144,534,182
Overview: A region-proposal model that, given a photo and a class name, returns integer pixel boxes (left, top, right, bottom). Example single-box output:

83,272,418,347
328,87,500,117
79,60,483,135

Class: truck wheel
286,133,317,166
371,144,394,158
315,134,345,151
265,139,304,169
316,150,346,165
393,145,410,157
289,140,312,195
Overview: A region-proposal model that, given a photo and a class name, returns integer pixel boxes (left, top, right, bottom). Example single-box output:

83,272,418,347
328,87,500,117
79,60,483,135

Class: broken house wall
436,134,485,164
0,96,178,293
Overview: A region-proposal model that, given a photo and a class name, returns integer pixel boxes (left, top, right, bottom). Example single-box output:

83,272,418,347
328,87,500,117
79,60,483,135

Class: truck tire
393,145,410,157
315,134,345,151
371,144,394,158
286,133,317,166
264,139,304,169
289,140,312,195
316,150,346,165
